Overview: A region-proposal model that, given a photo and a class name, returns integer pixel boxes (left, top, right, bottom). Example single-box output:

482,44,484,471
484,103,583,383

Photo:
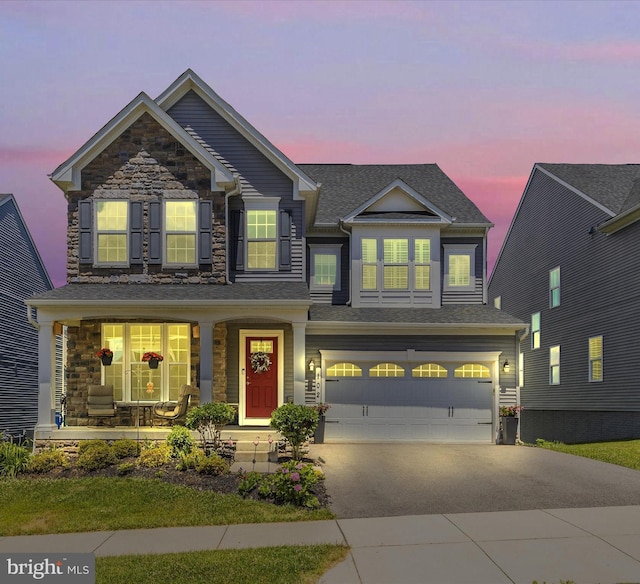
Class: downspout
483,227,488,304
224,174,242,284
338,220,352,306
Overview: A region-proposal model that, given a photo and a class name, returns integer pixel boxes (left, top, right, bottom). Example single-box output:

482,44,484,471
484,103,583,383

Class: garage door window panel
370,363,405,377
326,363,362,377
454,364,490,378
412,363,448,378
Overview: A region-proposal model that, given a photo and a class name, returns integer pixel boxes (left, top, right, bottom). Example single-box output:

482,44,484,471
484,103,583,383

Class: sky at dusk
2,0,640,288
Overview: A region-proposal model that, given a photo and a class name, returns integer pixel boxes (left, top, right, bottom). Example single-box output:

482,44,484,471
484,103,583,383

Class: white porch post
199,320,214,404
292,322,306,405
36,321,55,432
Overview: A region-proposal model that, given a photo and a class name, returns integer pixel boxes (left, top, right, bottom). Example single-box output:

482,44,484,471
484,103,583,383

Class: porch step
214,429,280,464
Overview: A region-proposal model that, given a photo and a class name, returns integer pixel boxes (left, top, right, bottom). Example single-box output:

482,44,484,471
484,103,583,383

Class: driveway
310,443,640,518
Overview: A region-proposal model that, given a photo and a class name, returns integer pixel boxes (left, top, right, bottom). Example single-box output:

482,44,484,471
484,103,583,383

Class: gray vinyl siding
167,90,294,199
225,323,294,404
305,334,518,388
307,236,350,305
489,167,640,414
441,237,484,304
0,197,52,435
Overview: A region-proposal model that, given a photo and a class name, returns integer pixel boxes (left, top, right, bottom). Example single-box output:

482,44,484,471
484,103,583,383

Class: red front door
246,337,278,418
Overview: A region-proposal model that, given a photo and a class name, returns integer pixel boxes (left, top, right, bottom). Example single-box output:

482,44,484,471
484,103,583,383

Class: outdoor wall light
308,359,316,372
502,360,510,373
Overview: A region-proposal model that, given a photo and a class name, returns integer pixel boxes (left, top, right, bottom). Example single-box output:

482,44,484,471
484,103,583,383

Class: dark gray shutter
198,200,213,265
279,209,291,271
148,201,162,264
130,201,143,264
78,199,93,264
232,209,244,271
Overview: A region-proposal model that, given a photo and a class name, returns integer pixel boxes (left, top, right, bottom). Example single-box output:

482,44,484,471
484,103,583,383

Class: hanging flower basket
250,351,272,374
96,348,113,366
142,352,164,369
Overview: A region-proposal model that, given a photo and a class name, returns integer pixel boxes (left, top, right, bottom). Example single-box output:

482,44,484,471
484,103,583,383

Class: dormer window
247,209,277,270
96,201,128,265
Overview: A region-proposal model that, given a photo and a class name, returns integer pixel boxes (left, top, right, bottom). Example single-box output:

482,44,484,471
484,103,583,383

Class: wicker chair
87,384,116,426
152,384,192,425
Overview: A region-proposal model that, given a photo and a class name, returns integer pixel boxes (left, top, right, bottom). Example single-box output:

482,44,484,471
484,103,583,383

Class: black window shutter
231,209,244,271
279,209,292,271
78,199,93,264
148,201,162,264
198,200,213,265
130,201,143,264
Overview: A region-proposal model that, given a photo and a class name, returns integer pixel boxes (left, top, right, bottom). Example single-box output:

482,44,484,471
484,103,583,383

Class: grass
0,477,334,536
96,545,349,584
536,439,640,470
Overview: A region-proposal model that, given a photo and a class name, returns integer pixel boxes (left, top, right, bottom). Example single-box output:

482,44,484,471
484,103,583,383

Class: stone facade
65,319,201,426
213,323,227,402
66,112,227,284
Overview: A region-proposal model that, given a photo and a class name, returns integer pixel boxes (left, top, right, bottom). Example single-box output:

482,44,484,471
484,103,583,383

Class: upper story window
550,345,560,384
360,237,431,291
550,267,560,308
165,201,196,266
443,244,476,292
494,296,501,309
589,336,603,382
531,312,541,349
310,245,342,291
247,209,277,270
96,201,128,264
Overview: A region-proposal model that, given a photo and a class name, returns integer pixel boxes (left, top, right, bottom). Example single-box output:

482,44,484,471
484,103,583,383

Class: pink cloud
0,146,73,166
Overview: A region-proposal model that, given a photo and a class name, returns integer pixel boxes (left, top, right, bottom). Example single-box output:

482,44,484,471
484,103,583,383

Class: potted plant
313,403,330,444
142,351,164,369
499,405,523,445
96,348,113,366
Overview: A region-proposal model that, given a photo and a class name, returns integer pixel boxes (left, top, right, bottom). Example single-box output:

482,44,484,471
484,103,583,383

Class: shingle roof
29,282,311,304
297,164,491,226
538,163,640,215
309,304,525,326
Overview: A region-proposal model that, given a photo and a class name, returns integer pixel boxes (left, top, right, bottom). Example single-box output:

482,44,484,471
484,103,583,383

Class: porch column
292,322,306,405
36,321,55,432
198,320,214,404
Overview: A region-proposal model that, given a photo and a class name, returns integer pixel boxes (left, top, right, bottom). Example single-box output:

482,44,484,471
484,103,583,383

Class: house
489,163,640,443
0,194,53,436
28,70,523,445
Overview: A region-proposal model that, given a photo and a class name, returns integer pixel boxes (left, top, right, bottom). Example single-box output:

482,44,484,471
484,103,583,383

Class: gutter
338,220,352,306
224,174,242,283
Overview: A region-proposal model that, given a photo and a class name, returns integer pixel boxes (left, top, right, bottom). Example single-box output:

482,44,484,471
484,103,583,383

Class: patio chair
87,384,116,426
152,384,192,425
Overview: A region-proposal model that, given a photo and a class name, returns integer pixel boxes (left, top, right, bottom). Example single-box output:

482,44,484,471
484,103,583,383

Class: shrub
166,425,194,457
111,439,140,459
28,449,70,473
258,461,321,508
238,470,264,497
270,404,318,460
76,441,115,471
116,461,135,476
175,449,205,471
137,444,171,468
0,442,31,477
195,453,229,476
185,402,236,450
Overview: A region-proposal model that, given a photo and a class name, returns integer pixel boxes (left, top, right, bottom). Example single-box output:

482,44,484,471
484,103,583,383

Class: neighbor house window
589,336,603,382
444,244,476,291
370,363,405,377
531,312,541,349
96,201,128,264
247,209,277,269
412,363,447,378
310,245,342,290
518,352,524,387
165,200,197,265
494,296,501,309
454,364,490,378
550,267,560,308
361,238,378,290
101,323,190,402
414,239,431,290
550,345,560,385
326,363,362,377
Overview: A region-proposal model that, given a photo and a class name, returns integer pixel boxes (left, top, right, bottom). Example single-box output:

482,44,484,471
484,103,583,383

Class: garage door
323,361,493,442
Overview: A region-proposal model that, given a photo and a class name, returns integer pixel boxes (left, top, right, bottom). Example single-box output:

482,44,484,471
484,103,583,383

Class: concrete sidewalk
1,506,640,583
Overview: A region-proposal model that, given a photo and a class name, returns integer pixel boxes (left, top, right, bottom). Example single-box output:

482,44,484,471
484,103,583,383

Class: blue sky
2,0,640,286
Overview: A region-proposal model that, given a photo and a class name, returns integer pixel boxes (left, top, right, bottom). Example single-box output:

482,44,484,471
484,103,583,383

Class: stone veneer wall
213,323,227,402
66,112,226,284
65,320,201,426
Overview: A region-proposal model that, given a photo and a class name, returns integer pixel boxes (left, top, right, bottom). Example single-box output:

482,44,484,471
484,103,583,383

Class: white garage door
323,364,494,442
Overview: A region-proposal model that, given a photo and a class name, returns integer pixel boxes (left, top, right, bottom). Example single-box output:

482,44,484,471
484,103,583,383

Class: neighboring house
28,70,523,444
0,194,53,436
489,163,640,443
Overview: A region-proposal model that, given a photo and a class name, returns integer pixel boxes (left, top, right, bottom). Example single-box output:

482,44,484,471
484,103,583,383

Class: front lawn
0,477,333,536
97,545,349,584
537,439,640,470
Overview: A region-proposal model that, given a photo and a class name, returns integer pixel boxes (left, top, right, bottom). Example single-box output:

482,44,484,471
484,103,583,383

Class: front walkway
2,506,640,583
